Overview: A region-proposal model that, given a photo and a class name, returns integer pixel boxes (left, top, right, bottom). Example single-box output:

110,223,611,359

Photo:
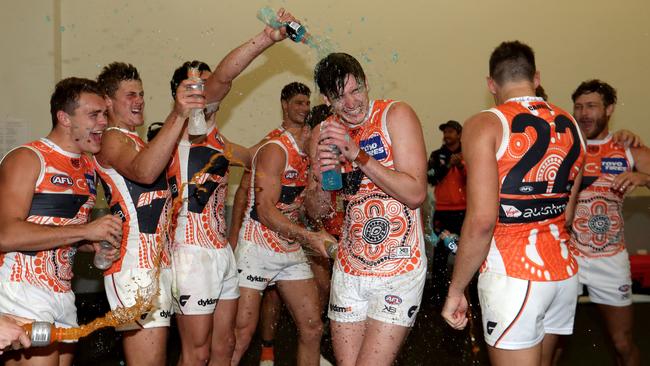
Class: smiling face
573,92,612,140
64,92,108,154
108,79,145,128
282,93,311,128
325,74,370,126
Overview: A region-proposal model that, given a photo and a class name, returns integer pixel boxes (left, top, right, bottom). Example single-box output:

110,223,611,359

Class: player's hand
318,122,358,164
92,241,121,262
0,314,32,353
611,171,650,195
441,289,469,330
612,129,643,148
174,79,206,120
84,215,122,249
264,8,298,42
306,230,335,258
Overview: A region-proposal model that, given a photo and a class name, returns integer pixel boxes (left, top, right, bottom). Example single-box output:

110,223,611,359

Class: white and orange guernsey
483,97,586,281
0,138,96,293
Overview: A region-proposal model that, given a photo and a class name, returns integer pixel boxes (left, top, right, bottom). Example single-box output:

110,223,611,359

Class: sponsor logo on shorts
486,321,497,335
246,274,268,283
140,312,148,320
198,298,218,307
159,310,172,318
384,295,402,305
618,284,630,293
408,305,418,318
382,305,397,314
51,174,74,187
179,295,191,307
329,304,352,313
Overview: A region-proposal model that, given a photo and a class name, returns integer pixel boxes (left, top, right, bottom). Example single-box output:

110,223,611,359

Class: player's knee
212,331,236,358
185,344,210,364
297,318,323,343
611,331,635,356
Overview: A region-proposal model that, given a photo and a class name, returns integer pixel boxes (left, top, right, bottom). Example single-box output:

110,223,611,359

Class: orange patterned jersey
167,127,229,249
94,128,171,275
570,134,633,258
483,97,586,281
0,139,96,293
241,130,309,253
333,100,425,277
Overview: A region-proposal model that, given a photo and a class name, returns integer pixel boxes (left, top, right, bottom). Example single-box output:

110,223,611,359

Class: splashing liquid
41,141,248,342
256,7,335,59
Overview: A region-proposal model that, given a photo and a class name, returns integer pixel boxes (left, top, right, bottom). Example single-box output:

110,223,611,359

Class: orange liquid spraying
57,144,239,342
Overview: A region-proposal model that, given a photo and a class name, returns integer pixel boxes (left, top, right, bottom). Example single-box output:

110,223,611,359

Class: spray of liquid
44,141,246,342
257,7,335,60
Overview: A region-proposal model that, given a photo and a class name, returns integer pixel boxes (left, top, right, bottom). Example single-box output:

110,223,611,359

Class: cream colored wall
0,1,58,147
1,1,649,247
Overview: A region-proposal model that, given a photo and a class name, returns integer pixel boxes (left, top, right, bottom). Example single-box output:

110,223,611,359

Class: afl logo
362,217,390,245
385,295,402,305
618,285,630,293
51,174,74,187
519,185,534,193
284,170,299,180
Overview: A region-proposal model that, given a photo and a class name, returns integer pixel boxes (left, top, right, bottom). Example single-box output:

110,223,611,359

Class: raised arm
205,8,297,103
96,79,202,184
0,149,122,251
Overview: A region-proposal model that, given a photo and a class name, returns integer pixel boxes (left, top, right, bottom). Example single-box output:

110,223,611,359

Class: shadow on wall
623,195,650,254
215,42,315,130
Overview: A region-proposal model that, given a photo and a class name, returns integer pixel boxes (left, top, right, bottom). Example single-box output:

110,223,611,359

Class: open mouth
90,130,103,144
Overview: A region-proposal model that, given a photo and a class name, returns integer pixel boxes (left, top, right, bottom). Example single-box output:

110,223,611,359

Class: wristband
354,149,370,166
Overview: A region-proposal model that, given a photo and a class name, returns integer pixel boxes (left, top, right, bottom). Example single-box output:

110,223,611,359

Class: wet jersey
0,138,96,293
94,128,171,275
241,130,309,253
570,134,633,258
332,100,425,277
167,127,229,249
483,97,586,281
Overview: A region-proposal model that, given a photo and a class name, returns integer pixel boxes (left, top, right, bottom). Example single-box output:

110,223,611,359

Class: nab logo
51,174,74,187
408,305,418,318
198,298,217,307
384,295,402,305
179,295,191,307
284,170,299,180
486,321,498,335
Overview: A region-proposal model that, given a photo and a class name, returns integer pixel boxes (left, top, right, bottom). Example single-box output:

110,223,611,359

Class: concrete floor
63,285,649,366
